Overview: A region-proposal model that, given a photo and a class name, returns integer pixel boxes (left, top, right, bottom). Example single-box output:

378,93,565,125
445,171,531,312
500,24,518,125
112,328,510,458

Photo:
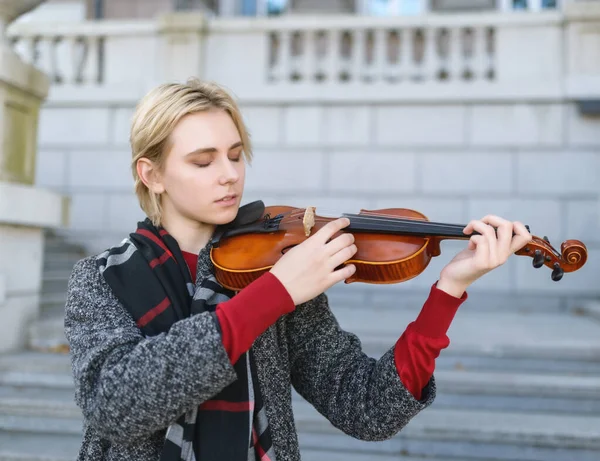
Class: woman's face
156,108,246,227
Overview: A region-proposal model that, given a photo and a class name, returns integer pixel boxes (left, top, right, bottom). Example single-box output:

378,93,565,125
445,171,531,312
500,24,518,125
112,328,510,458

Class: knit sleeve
63,256,238,444
286,292,436,442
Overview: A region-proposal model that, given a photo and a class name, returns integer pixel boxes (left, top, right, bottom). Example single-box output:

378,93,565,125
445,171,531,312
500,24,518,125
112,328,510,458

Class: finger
324,232,355,256
463,219,478,235
328,263,356,285
314,218,351,244
481,215,513,261
328,243,358,270
470,220,497,266
510,221,533,253
470,234,490,270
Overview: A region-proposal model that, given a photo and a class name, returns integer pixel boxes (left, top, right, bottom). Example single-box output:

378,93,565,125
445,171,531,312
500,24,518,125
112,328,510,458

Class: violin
209,201,588,292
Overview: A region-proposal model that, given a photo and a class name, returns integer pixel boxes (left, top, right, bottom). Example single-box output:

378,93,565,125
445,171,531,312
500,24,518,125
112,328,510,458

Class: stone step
0,352,71,375
42,254,81,273
0,420,503,461
293,401,600,461
27,317,67,351
0,359,597,461
25,306,600,374
0,371,72,389
39,293,67,315
332,308,600,362
3,363,599,404
41,271,71,296
43,235,86,255
0,365,599,422
0,417,81,461
300,449,492,461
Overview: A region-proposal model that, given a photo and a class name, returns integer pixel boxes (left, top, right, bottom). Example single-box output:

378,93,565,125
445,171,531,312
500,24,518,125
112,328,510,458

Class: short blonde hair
130,78,252,226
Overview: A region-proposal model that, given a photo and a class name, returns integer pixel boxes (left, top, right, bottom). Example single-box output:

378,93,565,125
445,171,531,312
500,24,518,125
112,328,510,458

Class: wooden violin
209,201,588,292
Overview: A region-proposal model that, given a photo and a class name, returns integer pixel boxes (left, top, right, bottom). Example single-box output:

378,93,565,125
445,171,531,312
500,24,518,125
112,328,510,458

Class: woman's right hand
269,218,357,306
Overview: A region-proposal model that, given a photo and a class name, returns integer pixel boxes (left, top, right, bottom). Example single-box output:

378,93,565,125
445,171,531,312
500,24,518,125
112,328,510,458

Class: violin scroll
515,234,587,281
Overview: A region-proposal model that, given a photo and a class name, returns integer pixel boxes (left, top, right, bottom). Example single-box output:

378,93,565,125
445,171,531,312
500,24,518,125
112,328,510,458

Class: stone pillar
155,12,207,83
0,0,67,353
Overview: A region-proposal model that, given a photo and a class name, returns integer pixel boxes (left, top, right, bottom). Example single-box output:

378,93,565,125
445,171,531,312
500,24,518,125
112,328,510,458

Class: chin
210,204,240,225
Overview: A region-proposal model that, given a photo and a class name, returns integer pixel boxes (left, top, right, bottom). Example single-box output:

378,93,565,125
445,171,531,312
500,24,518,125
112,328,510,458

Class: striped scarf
96,218,275,461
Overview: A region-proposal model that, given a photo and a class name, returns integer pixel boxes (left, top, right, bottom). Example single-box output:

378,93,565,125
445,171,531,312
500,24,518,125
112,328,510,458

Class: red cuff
215,272,295,364
393,282,467,400
412,281,467,338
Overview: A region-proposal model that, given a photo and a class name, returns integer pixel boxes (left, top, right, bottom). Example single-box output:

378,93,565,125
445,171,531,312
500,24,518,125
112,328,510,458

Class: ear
137,158,165,195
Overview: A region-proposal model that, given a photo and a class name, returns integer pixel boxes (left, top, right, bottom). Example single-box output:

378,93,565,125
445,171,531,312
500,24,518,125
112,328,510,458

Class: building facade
8,0,600,314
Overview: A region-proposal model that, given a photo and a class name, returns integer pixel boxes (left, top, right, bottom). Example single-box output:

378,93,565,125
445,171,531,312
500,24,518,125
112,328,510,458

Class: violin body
210,202,588,292
212,206,441,291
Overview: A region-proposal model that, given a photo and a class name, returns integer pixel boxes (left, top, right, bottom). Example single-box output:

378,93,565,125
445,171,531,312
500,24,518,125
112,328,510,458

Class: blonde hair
130,78,252,226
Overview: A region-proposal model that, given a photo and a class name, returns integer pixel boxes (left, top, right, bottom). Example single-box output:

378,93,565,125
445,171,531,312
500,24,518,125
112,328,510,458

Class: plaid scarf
96,218,276,461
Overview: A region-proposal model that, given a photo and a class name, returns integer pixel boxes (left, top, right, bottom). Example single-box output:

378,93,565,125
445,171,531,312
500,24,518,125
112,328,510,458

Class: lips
216,194,237,202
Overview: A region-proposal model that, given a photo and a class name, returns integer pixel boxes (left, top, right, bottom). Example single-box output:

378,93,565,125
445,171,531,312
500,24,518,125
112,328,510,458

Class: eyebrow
185,141,243,157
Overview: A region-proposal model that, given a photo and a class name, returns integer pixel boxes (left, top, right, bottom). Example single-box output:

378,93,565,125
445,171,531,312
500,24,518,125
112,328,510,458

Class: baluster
411,29,424,81
362,30,376,82
339,31,352,82
447,27,464,81
314,31,327,82
36,36,56,82
267,32,278,82
81,36,100,86
470,27,487,81
399,28,412,82
289,31,302,82
276,30,292,82
372,28,387,82
302,30,317,83
422,27,438,81
11,37,31,65
53,36,76,85
485,27,496,80
351,28,366,83
386,30,400,82
326,29,341,84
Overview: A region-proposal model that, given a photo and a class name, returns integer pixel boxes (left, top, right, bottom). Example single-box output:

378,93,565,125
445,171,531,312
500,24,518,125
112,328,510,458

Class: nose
218,156,239,185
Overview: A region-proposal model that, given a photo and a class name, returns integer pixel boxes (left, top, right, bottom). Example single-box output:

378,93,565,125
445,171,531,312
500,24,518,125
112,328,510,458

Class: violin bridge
303,206,316,236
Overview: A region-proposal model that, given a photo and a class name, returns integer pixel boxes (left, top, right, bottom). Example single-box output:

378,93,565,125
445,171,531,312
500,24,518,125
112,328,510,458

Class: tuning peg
551,263,564,282
543,235,550,243
532,249,545,268
525,225,531,233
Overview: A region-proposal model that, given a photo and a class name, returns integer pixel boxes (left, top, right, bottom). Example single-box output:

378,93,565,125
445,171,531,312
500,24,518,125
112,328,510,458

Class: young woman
64,79,532,461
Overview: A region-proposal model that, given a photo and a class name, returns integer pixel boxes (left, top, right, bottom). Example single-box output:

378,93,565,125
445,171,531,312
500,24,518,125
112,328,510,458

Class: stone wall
16,5,600,311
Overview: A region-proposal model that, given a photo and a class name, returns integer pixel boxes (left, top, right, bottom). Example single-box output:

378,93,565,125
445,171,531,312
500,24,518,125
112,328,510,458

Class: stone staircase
0,232,600,460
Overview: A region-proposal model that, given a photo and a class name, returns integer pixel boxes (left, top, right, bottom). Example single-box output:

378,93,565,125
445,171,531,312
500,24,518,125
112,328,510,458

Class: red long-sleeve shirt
183,251,465,400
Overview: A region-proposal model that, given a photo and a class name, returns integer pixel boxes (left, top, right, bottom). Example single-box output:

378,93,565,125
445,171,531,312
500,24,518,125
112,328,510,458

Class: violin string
343,214,467,236
345,220,468,237
343,213,466,230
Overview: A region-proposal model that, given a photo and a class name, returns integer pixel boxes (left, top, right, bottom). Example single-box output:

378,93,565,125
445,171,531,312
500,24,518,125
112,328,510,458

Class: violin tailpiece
303,206,316,236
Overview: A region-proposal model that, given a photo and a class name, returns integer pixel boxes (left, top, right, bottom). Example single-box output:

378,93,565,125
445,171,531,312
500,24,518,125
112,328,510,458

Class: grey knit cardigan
63,249,436,461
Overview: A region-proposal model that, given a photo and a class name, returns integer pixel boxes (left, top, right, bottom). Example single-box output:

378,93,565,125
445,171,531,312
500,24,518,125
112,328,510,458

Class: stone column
155,12,207,83
0,0,67,353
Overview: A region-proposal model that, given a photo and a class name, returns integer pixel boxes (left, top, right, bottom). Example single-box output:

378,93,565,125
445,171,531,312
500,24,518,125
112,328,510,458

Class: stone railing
7,21,158,88
205,11,565,101
7,7,598,102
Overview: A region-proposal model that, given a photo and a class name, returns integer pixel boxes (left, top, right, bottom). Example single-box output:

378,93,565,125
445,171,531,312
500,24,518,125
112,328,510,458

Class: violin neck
343,213,470,239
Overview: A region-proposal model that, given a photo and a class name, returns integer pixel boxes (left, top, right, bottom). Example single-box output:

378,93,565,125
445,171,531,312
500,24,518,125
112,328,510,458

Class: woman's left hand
437,215,532,298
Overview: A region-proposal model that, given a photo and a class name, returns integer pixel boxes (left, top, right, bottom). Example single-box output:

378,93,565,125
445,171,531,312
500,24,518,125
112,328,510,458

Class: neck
344,213,469,239
160,210,216,255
